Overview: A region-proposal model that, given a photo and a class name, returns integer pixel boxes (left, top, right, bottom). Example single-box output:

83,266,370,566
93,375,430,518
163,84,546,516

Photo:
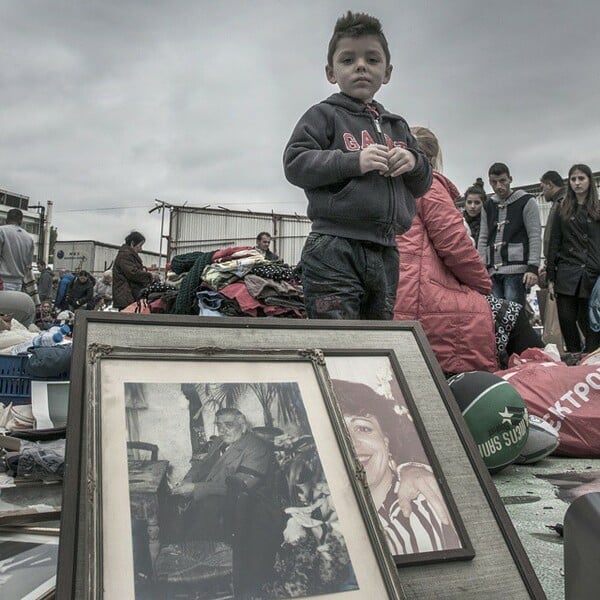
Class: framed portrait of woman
326,353,473,565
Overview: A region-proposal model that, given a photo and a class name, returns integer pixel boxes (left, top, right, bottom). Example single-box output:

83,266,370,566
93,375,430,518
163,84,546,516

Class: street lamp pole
149,199,172,278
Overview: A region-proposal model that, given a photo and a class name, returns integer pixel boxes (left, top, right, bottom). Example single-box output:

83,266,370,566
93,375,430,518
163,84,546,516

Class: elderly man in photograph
173,407,287,597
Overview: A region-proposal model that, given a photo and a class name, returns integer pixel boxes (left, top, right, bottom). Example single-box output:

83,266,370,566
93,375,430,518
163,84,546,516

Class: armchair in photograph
126,441,169,581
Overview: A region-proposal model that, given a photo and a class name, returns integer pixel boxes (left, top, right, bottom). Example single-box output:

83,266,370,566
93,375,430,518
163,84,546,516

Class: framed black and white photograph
0,531,58,600
60,344,403,599
58,314,545,600
326,354,473,565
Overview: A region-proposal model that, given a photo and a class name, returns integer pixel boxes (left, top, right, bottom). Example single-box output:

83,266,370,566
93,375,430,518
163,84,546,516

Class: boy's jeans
301,233,399,320
491,273,526,307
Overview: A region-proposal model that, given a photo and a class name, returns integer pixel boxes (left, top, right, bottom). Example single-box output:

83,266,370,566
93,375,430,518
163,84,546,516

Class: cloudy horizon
2,0,599,253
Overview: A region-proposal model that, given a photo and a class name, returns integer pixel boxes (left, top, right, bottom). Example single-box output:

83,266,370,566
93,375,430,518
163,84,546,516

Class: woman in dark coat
547,164,600,353
66,270,96,310
112,231,154,310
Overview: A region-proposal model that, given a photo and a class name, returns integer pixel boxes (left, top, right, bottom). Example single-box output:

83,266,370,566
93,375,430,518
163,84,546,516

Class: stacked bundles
167,246,305,318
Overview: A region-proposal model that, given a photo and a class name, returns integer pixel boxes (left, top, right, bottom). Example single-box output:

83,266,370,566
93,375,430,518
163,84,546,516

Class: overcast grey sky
2,0,599,252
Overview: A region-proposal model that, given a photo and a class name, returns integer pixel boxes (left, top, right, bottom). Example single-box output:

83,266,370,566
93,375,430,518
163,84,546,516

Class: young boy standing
284,11,432,320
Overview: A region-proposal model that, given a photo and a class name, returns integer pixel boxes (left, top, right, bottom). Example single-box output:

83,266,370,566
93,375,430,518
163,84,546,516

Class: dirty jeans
301,233,399,320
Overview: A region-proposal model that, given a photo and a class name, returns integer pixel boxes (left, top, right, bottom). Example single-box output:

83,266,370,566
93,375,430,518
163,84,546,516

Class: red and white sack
497,353,600,457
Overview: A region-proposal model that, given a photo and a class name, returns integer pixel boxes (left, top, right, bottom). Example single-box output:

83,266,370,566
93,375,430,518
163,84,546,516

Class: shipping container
168,206,311,265
53,240,163,277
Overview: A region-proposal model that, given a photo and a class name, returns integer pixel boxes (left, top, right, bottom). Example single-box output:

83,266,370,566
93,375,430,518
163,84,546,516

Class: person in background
537,170,565,328
462,184,487,246
37,261,55,302
54,270,74,311
93,270,113,308
394,127,543,373
66,270,96,310
540,170,565,275
0,209,34,292
34,299,58,330
547,164,600,353
112,231,154,310
255,232,279,261
478,162,541,307
283,11,432,320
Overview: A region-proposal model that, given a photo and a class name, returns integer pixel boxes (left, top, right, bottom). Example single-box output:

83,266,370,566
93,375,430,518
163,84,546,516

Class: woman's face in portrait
344,413,390,489
464,194,483,217
132,241,144,253
569,169,590,198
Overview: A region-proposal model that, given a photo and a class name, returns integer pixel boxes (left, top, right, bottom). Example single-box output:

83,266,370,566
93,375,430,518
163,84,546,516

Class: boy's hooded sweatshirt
284,93,432,247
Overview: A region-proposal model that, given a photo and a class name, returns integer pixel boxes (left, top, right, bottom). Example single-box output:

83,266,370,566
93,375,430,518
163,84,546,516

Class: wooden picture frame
326,352,474,565
58,313,545,599
58,339,403,598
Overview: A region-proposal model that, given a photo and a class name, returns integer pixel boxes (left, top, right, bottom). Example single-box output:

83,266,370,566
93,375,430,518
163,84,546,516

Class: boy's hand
359,144,389,175
385,147,417,177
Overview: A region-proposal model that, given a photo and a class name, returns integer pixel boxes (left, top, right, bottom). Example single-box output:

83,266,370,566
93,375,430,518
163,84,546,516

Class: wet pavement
493,457,600,600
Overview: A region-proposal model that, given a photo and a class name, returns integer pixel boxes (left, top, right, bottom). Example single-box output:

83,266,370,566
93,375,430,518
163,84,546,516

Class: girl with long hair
547,164,600,353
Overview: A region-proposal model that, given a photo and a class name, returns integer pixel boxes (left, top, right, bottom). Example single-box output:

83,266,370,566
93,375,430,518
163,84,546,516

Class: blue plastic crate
0,353,69,406
0,354,32,405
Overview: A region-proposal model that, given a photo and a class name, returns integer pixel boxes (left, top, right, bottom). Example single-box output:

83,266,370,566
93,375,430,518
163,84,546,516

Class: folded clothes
6,439,66,480
211,246,256,263
244,274,303,300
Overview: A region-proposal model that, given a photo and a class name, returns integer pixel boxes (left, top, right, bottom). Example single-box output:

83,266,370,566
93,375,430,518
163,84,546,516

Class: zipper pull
374,118,382,134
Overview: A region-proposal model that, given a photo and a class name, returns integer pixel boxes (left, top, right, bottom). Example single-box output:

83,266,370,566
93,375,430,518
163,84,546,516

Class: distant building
53,240,164,277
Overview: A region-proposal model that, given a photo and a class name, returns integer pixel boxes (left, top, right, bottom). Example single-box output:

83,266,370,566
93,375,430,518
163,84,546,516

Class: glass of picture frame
59,343,404,599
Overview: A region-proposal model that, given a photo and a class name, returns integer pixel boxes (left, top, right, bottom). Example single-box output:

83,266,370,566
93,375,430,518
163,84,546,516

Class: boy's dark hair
540,170,564,188
327,11,390,67
488,162,511,177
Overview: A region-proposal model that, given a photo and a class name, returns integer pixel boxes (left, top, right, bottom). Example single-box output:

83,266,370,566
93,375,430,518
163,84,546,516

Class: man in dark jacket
173,407,287,597
540,170,565,263
537,171,565,323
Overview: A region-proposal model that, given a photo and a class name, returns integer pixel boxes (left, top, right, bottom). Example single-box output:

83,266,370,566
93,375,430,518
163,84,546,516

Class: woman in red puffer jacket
394,127,542,374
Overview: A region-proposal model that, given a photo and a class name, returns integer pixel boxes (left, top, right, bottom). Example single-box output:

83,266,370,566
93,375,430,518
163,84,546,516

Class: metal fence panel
168,207,311,265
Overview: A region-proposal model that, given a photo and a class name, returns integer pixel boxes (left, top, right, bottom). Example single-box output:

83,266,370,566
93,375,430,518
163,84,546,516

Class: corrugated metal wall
168,207,311,265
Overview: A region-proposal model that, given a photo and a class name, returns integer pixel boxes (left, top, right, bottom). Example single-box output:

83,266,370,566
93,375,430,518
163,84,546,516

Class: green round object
448,371,529,473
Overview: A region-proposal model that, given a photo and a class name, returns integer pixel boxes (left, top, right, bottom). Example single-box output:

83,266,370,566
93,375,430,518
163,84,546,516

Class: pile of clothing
0,431,66,481
165,246,305,318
